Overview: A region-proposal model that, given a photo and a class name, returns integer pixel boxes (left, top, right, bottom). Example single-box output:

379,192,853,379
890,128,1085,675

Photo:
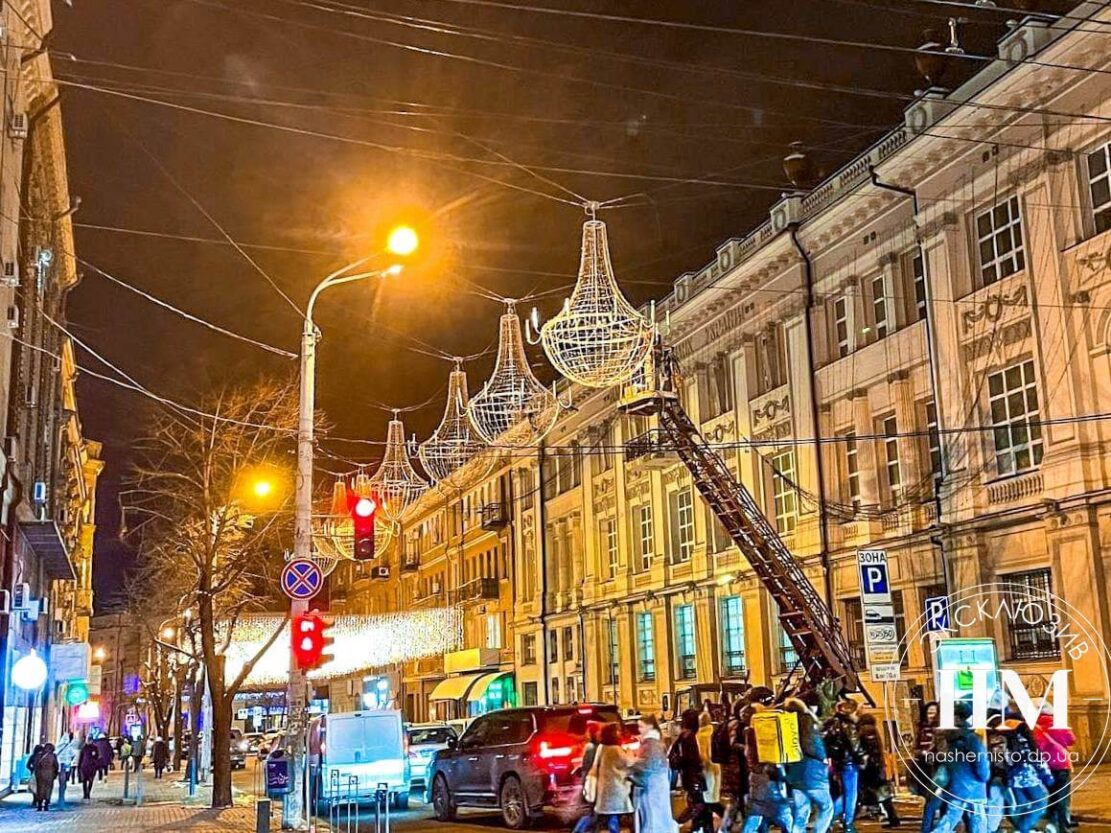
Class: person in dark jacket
719,701,750,833
672,709,713,832
32,743,59,811
784,697,834,833
825,699,865,833
859,713,900,827
929,702,990,833
94,735,113,780
741,705,794,833
152,737,170,779
1004,718,1051,833
572,723,603,833
78,740,100,801
911,702,943,833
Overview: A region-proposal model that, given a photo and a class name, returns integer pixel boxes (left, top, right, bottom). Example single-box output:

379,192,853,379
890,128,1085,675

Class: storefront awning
428,672,485,702
466,672,510,703
20,521,74,581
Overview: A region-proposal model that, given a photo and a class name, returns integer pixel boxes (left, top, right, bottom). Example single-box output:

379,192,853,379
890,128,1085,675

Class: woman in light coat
697,711,723,808
592,722,633,833
630,715,679,833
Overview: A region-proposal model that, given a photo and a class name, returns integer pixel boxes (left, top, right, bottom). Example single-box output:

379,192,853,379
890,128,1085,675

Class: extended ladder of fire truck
619,342,863,696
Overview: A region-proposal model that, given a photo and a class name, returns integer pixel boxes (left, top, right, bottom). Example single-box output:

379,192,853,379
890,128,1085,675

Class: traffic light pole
285,259,391,830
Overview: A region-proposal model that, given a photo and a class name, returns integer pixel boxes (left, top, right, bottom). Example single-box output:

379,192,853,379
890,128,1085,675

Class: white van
308,710,410,810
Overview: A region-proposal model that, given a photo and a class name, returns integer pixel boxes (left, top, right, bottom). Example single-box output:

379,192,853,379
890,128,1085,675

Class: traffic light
291,611,332,670
351,494,377,560
65,680,90,707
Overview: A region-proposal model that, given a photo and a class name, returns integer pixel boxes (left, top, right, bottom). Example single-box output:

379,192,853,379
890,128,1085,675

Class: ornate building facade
333,4,1111,752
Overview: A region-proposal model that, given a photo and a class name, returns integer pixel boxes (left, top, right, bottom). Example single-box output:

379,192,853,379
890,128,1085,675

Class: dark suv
428,704,622,829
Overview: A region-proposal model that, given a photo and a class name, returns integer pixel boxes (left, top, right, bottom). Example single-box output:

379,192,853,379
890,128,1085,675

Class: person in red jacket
1034,710,1076,833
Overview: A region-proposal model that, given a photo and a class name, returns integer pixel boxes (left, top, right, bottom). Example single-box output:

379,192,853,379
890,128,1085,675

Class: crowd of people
570,693,1077,833
25,731,172,811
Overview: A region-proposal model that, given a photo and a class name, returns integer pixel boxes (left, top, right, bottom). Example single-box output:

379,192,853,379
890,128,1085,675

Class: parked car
405,723,457,793
428,704,623,829
230,730,248,770
308,709,410,812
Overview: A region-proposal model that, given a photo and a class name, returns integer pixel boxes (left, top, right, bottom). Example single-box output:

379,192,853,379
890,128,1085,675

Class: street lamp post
284,236,413,829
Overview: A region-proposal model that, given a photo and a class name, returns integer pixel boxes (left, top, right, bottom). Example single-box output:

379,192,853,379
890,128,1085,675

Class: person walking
928,701,990,833
911,702,943,833
784,697,835,833
697,711,723,821
94,734,112,780
152,737,169,779
32,743,59,811
1003,716,1051,833
1035,708,1076,833
55,732,78,805
717,702,749,833
824,699,865,833
671,709,712,832
859,713,900,827
630,715,678,833
592,723,633,833
741,705,794,833
78,738,100,801
573,724,603,833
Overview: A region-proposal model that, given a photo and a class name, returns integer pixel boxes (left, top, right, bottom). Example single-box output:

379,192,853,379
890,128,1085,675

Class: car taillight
538,740,575,759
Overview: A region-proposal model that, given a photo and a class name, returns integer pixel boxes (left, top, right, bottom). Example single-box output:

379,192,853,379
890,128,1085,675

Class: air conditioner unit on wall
2,261,18,288
8,113,28,139
6,306,18,329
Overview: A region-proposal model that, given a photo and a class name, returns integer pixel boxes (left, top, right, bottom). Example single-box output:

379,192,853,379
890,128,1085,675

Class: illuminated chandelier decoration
468,302,560,448
313,478,396,565
538,217,654,388
367,413,428,522
418,362,487,483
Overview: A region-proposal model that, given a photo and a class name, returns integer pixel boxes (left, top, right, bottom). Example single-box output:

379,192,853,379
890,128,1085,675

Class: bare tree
123,378,297,807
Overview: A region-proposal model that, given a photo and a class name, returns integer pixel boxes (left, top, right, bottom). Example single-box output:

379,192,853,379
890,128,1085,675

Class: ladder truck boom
619,342,863,696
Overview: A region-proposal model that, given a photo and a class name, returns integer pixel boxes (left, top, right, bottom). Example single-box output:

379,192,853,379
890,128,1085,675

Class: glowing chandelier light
367,414,428,523
418,363,487,483
313,478,396,565
538,217,654,388
468,302,560,448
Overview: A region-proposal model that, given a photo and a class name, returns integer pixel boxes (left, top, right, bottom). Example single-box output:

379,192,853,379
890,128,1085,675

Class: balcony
625,429,673,469
451,577,500,605
480,503,509,531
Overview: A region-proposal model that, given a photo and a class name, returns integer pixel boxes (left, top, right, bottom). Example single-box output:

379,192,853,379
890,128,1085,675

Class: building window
600,421,615,471
608,618,620,686
700,353,734,420
522,681,538,706
720,596,746,677
1087,142,1111,234
486,614,502,650
833,295,851,358
842,597,867,668
637,505,654,571
976,195,1026,286
548,630,558,663
675,604,697,679
1002,569,1060,660
771,450,798,535
912,253,927,322
779,624,798,671
754,324,786,394
551,677,561,704
988,360,1044,476
881,416,901,501
845,433,862,507
636,612,656,682
566,677,577,703
871,274,891,339
707,509,732,554
603,517,619,578
561,626,574,661
521,634,537,665
925,401,942,476
669,487,695,564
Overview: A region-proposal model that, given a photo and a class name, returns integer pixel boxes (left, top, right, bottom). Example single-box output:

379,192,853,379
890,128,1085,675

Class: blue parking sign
925,595,951,632
857,549,891,604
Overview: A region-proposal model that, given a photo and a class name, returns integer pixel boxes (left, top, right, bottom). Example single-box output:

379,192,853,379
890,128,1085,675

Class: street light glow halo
386,225,419,257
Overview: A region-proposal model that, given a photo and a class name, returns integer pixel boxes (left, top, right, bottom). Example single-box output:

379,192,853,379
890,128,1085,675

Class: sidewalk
0,767,266,832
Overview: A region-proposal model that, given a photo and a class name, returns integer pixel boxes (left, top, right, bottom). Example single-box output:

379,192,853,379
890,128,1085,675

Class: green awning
466,672,510,703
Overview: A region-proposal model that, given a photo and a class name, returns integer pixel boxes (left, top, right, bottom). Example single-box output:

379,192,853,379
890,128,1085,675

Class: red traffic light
291,611,332,670
349,492,377,560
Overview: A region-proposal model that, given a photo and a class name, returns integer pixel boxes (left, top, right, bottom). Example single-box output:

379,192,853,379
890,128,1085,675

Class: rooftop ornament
534,214,654,389
418,362,487,484
367,413,429,522
469,302,560,447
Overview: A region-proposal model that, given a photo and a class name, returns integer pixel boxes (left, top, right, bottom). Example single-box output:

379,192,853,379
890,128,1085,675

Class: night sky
50,0,1041,607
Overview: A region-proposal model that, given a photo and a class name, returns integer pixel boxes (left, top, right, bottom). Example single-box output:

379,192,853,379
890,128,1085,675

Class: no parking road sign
281,559,323,601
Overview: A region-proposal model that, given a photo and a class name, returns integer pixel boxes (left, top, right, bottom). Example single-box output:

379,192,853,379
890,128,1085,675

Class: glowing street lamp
386,225,419,258
93,647,107,662
12,652,48,691
252,479,274,499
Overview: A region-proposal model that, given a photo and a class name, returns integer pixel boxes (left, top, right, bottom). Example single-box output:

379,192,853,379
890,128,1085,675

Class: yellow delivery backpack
751,709,803,764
